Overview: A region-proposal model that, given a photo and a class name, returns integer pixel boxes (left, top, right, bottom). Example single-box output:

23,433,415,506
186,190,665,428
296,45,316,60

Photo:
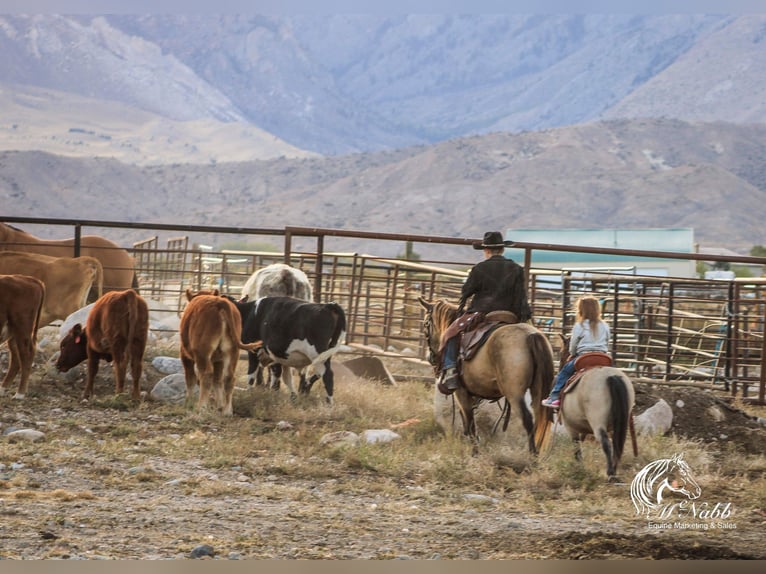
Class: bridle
422,309,439,372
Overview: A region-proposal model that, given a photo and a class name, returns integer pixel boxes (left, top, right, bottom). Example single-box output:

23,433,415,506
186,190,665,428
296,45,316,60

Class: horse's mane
430,299,458,331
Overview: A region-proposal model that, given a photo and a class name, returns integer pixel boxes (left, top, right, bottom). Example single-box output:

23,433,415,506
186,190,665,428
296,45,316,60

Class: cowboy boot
437,368,460,395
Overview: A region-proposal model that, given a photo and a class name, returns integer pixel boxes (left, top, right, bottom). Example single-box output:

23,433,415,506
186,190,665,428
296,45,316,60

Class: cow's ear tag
75,336,82,344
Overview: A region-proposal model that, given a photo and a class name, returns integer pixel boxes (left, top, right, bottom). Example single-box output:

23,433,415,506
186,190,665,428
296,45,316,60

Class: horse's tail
607,374,630,464
528,331,555,452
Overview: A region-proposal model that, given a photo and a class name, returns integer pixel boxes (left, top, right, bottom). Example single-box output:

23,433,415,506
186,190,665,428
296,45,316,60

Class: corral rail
2,216,765,404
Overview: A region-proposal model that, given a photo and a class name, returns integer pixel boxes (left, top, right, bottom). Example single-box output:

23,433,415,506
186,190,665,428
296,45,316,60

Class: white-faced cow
56,289,149,401
0,275,45,399
0,251,102,327
231,296,346,404
179,289,260,416
240,263,313,388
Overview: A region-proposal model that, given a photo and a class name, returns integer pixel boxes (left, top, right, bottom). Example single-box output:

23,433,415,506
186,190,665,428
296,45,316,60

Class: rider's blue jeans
442,337,458,371
550,356,577,398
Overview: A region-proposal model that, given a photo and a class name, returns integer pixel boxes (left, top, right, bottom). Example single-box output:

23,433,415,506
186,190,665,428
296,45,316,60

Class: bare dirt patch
0,350,764,560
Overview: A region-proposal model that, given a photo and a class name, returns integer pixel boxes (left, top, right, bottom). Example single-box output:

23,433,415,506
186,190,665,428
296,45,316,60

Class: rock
675,399,685,408
707,405,726,422
635,399,673,435
341,356,397,385
463,493,499,504
361,429,401,444
319,431,360,448
59,305,94,338
152,356,183,375
276,421,293,431
6,429,46,443
189,544,215,559
149,374,193,404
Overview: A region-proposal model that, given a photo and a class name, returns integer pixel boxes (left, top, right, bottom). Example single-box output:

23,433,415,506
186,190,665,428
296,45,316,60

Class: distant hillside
0,84,315,165
1,119,764,257
2,14,765,155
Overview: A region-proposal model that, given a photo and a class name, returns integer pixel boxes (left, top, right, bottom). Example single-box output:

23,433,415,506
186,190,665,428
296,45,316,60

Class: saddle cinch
561,352,613,395
440,310,520,365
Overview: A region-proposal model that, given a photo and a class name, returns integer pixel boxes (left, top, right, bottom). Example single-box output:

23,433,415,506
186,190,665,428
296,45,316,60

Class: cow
180,289,260,416
241,262,313,301
0,222,137,295
231,296,346,404
0,251,103,327
56,289,149,401
240,263,313,388
0,275,46,399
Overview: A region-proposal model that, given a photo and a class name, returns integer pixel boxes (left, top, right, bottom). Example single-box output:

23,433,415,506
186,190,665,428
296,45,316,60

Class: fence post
73,224,82,257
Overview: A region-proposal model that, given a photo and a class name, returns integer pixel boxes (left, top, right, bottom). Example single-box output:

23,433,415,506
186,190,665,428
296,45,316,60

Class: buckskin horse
418,297,554,454
555,336,637,479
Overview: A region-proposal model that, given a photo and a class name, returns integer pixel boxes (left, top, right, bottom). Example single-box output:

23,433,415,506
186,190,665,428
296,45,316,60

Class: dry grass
1,351,765,558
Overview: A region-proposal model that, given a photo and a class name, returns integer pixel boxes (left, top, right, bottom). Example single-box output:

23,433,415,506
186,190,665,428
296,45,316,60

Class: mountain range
2,14,766,156
1,13,765,257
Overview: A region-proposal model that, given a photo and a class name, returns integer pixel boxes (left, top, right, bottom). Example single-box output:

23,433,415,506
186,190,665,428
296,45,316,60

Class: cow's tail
32,281,46,342
93,259,104,298
307,302,347,369
240,340,262,352
124,290,139,363
327,302,347,349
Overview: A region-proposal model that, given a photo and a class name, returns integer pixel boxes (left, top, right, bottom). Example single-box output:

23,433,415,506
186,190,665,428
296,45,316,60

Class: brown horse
556,337,637,479
418,297,554,453
0,222,137,294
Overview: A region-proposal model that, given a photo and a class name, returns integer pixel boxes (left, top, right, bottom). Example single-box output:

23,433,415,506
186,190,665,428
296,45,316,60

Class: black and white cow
240,263,313,388
229,296,346,404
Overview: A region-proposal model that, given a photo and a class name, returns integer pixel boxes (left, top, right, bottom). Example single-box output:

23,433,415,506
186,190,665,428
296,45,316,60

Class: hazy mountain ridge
2,119,764,257
2,13,762,155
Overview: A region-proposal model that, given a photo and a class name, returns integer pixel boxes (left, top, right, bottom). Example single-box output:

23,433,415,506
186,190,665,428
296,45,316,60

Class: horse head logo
630,453,702,517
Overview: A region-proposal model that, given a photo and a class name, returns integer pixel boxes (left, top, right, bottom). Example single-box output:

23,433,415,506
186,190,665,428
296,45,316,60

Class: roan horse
418,297,554,454
0,222,137,295
556,336,637,479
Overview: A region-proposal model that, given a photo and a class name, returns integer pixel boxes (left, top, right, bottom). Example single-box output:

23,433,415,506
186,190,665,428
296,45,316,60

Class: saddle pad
573,352,612,371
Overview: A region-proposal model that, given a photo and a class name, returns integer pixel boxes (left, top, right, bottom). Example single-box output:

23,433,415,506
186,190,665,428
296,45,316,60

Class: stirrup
438,369,459,395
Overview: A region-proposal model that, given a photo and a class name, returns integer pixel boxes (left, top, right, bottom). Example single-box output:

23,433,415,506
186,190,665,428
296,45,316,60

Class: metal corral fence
2,216,765,404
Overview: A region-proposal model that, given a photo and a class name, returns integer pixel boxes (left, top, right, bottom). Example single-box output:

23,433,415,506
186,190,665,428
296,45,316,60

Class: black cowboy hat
472,231,514,250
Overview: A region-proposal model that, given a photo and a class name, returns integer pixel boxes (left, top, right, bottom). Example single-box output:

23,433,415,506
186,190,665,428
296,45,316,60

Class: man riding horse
438,231,532,394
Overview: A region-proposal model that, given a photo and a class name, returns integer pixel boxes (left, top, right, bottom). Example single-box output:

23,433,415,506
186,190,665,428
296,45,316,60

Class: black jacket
459,255,532,322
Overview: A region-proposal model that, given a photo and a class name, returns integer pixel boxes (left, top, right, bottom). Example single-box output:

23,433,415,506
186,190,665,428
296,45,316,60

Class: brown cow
56,289,149,401
0,251,103,326
0,275,46,399
180,289,259,416
0,222,137,294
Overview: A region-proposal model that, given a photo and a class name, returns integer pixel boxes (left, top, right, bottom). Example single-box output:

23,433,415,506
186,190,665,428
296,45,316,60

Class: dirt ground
1,348,765,560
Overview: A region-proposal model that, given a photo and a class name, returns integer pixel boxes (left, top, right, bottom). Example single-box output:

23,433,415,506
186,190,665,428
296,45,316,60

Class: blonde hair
576,296,603,336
